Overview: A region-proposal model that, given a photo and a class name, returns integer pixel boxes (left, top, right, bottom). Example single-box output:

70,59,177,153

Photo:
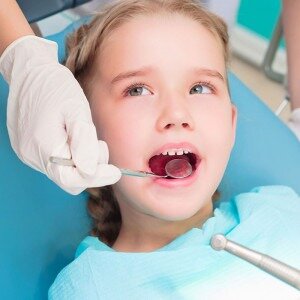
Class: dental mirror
164,158,193,179
50,156,193,179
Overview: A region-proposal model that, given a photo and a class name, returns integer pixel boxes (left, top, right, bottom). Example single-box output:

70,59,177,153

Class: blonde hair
65,0,227,246
66,0,229,95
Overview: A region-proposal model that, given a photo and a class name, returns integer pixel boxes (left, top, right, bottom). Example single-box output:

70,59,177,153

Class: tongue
148,154,190,176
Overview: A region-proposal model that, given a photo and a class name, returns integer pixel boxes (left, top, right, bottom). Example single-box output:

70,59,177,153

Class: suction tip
210,234,227,251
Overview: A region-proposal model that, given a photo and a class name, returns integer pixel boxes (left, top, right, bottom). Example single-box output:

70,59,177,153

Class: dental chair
0,3,300,299
16,0,91,23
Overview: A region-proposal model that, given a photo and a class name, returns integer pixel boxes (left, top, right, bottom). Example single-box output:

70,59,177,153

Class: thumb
49,163,122,194
97,140,109,164
67,120,100,178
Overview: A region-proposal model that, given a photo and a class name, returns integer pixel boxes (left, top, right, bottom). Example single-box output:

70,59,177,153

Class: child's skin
88,13,237,252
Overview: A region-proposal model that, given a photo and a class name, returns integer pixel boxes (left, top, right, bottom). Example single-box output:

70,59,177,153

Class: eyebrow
110,66,224,85
111,66,153,85
192,67,225,82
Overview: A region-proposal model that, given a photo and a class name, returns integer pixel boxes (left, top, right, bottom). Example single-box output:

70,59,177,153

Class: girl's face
89,13,237,225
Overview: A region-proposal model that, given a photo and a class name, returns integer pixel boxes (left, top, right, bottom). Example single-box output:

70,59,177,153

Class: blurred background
231,0,288,120
22,0,288,120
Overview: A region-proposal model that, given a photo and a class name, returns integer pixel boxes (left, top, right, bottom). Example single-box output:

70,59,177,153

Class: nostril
164,123,189,129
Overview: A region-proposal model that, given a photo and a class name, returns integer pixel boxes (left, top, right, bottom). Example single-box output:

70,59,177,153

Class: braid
87,187,122,246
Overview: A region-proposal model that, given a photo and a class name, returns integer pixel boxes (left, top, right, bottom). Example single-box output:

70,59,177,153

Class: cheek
197,100,233,138
91,100,150,166
195,101,234,162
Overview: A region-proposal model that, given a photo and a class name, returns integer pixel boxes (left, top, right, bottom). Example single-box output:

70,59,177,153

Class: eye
125,84,152,97
190,83,213,94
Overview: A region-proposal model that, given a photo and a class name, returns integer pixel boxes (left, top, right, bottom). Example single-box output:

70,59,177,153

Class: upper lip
148,142,201,159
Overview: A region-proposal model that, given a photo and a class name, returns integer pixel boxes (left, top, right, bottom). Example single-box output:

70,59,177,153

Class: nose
156,94,195,131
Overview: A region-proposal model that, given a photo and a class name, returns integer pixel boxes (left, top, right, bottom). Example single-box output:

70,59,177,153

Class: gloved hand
0,35,121,195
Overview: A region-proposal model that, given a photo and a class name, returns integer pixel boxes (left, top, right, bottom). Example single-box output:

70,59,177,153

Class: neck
112,201,213,252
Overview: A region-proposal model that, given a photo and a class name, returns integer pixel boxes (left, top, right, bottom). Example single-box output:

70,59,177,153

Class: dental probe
49,156,192,179
49,156,166,178
210,234,300,290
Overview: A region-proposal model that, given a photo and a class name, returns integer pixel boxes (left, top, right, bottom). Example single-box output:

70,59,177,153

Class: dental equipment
275,94,290,116
210,234,300,290
49,156,193,179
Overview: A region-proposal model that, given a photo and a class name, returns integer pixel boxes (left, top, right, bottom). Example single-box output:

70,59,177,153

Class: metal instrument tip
210,234,227,251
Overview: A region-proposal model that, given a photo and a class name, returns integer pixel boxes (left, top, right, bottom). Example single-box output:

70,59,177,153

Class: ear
230,104,238,149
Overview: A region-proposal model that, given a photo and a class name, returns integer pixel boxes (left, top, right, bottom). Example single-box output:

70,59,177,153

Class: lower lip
152,160,201,188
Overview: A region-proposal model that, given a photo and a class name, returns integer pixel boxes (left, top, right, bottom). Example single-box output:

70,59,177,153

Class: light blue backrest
219,75,300,201
0,21,299,299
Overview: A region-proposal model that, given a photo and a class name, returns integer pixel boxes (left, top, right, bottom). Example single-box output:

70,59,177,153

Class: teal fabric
0,19,300,299
49,186,300,299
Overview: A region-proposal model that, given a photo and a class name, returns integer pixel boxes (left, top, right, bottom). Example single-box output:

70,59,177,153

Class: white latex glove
0,35,121,195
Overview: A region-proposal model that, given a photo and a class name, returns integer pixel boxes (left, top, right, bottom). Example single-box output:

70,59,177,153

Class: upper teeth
161,148,191,156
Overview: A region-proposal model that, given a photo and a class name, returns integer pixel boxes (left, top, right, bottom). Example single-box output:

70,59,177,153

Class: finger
98,140,109,164
67,120,100,178
48,162,121,193
62,86,100,178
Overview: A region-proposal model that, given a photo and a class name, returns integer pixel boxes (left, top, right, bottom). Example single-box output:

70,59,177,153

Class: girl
49,0,300,298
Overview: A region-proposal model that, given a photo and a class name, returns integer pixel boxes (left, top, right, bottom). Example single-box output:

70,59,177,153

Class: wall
232,0,285,73
237,0,282,40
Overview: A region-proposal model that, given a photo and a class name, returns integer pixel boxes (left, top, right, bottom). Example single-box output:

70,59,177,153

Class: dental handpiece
211,234,300,290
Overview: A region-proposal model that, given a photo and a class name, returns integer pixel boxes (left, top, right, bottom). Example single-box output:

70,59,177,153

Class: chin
147,199,205,222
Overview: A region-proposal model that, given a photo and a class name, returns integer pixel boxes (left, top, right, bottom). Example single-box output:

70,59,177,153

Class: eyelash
123,82,150,97
122,80,216,97
192,81,216,93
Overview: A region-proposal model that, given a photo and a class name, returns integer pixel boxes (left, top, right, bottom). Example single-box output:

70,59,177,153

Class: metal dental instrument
49,156,193,179
210,234,300,290
164,158,193,179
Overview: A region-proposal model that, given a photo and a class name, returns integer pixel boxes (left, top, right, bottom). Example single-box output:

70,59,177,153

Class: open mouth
148,151,199,179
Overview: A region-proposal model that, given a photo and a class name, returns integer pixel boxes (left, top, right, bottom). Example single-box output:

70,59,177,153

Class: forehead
96,13,225,77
